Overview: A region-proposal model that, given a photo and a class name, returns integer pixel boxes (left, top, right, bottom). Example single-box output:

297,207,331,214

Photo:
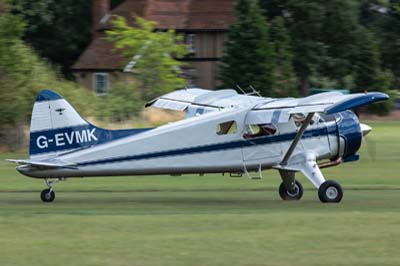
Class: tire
318,180,343,203
279,180,303,200
40,188,55,202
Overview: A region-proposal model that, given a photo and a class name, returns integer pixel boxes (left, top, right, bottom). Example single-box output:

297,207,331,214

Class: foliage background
1,0,399,149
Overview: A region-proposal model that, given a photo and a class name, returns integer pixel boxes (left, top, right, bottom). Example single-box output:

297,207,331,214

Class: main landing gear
278,176,343,203
40,178,62,202
278,170,303,200
279,180,303,200
277,153,344,203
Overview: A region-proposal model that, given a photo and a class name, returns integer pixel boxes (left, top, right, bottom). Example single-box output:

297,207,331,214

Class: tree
320,0,360,86
381,0,400,89
284,0,327,96
96,83,144,122
354,27,393,114
270,17,298,97
0,7,96,148
11,0,92,77
220,0,275,96
262,0,363,92
106,16,187,101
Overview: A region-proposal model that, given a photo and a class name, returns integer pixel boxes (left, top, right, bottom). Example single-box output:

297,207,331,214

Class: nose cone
360,123,372,136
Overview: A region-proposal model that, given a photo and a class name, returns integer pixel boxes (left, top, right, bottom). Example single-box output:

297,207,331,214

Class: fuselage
17,109,361,179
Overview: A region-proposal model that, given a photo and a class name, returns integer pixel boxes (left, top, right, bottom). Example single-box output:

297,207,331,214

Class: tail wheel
40,188,55,202
318,180,343,203
279,180,303,200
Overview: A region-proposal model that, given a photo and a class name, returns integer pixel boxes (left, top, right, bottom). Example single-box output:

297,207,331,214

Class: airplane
7,88,388,203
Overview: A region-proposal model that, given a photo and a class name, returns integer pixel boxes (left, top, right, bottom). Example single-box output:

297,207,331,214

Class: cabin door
241,123,282,165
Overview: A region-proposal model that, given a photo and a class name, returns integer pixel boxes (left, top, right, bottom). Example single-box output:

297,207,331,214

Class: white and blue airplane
7,88,388,203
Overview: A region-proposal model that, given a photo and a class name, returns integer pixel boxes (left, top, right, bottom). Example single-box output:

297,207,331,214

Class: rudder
29,89,152,159
29,89,90,159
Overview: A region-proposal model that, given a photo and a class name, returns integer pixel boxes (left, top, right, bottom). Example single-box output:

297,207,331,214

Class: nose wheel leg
40,178,62,202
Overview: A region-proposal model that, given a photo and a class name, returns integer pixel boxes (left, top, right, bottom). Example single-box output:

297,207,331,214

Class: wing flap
151,98,190,111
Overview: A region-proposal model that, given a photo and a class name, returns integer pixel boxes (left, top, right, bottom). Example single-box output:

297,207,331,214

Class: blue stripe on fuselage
30,125,153,155
77,126,336,167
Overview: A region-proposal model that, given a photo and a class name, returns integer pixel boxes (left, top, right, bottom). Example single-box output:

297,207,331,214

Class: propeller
354,109,377,161
360,123,377,161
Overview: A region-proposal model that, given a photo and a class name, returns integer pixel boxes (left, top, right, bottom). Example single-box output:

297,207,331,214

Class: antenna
235,84,247,95
248,85,262,97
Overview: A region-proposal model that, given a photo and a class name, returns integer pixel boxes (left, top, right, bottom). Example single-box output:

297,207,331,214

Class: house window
93,73,109,95
186,34,196,54
184,68,197,88
217,121,237,135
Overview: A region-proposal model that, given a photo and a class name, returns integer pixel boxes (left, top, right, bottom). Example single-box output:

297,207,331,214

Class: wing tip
325,92,390,115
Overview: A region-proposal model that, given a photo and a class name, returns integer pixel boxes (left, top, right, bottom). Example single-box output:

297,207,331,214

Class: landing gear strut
40,178,61,202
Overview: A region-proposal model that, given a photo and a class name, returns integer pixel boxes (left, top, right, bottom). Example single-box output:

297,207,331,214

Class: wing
245,91,388,124
145,88,270,112
253,91,389,114
147,89,388,117
6,158,77,169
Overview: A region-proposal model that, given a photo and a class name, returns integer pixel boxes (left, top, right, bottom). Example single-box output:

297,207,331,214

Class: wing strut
280,112,314,166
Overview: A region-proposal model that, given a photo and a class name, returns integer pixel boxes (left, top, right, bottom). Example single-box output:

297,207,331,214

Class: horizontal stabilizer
6,158,77,169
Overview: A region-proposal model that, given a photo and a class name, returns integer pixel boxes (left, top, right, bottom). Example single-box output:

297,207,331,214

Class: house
72,0,235,94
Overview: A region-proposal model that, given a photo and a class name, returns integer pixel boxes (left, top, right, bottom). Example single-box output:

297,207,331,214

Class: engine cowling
336,110,362,160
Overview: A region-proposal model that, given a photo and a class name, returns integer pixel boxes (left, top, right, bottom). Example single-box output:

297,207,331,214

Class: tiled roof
186,0,236,30
73,0,234,70
73,37,126,70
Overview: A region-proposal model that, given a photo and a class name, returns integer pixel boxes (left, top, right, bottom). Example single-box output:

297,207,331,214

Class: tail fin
30,89,151,159
30,90,90,159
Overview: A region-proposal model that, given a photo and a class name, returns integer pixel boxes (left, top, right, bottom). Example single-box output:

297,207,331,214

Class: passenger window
216,121,237,135
243,124,277,139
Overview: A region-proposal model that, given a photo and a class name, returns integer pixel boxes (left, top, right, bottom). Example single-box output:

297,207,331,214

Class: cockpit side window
292,114,306,127
216,120,237,135
292,113,320,127
243,123,277,139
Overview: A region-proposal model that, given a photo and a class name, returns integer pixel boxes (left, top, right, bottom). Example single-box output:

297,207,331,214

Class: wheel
279,180,303,200
40,188,55,202
318,180,343,203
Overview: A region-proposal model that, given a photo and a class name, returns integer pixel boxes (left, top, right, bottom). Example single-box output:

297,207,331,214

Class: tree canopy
220,0,275,96
106,16,188,101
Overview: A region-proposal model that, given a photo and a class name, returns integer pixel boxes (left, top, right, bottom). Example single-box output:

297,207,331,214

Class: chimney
92,0,110,37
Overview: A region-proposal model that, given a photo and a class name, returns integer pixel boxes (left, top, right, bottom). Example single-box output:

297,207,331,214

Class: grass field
0,121,399,266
